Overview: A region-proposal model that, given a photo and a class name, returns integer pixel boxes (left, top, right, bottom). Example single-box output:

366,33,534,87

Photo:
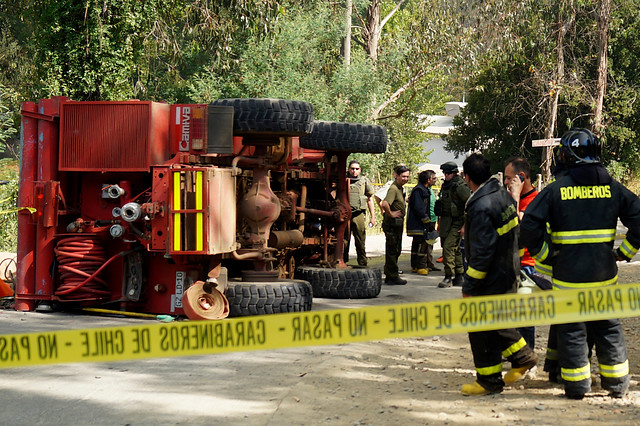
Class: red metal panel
151,167,169,251
290,136,325,163
149,101,171,165
59,101,169,171
35,98,62,300
15,102,38,310
139,254,197,315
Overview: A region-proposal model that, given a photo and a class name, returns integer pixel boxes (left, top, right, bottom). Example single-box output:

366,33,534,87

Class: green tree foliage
186,1,445,180
355,0,468,179
2,0,640,182
0,159,18,251
22,0,285,101
143,0,286,102
445,0,640,180
0,1,36,157
188,3,360,119
445,0,560,172
30,0,153,100
605,1,640,179
0,86,17,155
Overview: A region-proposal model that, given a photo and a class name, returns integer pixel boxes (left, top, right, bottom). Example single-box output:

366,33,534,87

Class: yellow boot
415,268,429,275
504,364,536,385
461,381,492,396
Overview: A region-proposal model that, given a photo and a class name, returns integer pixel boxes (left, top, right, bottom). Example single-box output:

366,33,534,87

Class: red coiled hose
54,236,114,301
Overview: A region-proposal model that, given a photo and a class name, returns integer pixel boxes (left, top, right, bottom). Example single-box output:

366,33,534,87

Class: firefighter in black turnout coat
520,128,640,399
460,153,537,396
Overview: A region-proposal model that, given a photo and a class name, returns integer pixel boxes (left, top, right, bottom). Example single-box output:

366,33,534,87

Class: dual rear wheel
218,266,382,318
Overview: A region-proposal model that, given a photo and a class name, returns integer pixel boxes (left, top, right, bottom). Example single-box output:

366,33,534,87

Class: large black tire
210,98,314,136
224,279,313,317
299,121,388,153
295,266,382,299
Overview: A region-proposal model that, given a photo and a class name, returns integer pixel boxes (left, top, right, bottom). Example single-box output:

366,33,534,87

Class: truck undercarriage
15,98,388,320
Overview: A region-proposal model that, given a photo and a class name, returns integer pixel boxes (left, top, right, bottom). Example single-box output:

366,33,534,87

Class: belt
351,210,365,217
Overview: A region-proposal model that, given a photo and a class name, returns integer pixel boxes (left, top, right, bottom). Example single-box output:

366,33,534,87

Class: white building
417,101,468,177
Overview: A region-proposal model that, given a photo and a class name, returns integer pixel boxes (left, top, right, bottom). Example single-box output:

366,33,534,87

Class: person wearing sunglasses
344,160,376,266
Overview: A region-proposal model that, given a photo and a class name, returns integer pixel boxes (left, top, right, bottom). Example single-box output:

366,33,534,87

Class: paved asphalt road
0,237,457,426
0,224,637,425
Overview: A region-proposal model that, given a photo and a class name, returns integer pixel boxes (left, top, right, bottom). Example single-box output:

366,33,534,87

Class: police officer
437,161,470,288
344,160,376,266
521,128,640,399
381,165,410,285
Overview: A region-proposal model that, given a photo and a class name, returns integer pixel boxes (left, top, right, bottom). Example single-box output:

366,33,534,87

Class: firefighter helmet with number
558,128,601,165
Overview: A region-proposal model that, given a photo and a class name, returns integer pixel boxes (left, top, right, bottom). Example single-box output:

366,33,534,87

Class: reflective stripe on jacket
520,165,640,290
462,176,520,296
406,183,431,236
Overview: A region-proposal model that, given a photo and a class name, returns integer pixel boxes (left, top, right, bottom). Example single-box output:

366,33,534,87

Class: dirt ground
264,329,640,425
264,258,640,426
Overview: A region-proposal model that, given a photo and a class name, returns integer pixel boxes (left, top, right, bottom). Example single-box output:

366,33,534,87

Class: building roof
416,101,468,170
418,115,454,135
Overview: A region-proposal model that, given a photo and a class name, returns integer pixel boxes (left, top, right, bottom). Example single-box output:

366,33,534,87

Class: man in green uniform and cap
344,160,376,266
380,165,411,285
437,161,471,288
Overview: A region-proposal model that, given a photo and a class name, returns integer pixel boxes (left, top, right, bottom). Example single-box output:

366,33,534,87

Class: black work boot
453,274,464,286
438,275,452,288
565,392,585,400
385,277,407,285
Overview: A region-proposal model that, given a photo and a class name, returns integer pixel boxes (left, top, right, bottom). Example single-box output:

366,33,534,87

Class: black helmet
558,128,601,165
440,161,458,174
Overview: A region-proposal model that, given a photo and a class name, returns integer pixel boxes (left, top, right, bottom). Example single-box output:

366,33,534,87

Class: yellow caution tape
2,283,640,368
0,206,36,215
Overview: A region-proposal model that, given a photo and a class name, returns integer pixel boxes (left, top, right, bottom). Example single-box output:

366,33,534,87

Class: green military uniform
439,172,471,280
382,181,406,280
426,185,439,270
344,175,375,266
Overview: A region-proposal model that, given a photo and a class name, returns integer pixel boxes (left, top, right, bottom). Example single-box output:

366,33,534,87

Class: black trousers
410,235,428,269
383,221,403,279
468,328,537,392
557,319,629,396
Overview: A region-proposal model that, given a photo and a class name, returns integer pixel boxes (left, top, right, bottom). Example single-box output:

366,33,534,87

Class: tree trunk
593,0,611,137
365,0,381,63
363,0,406,64
542,8,572,182
364,0,408,119
344,0,352,68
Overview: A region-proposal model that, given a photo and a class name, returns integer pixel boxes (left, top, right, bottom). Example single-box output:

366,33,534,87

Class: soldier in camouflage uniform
437,161,471,288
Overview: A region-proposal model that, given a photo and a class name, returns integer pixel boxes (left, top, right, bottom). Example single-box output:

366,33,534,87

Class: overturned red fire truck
15,97,387,320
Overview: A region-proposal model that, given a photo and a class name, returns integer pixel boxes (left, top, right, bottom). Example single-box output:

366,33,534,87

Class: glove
614,248,627,262
425,229,439,244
